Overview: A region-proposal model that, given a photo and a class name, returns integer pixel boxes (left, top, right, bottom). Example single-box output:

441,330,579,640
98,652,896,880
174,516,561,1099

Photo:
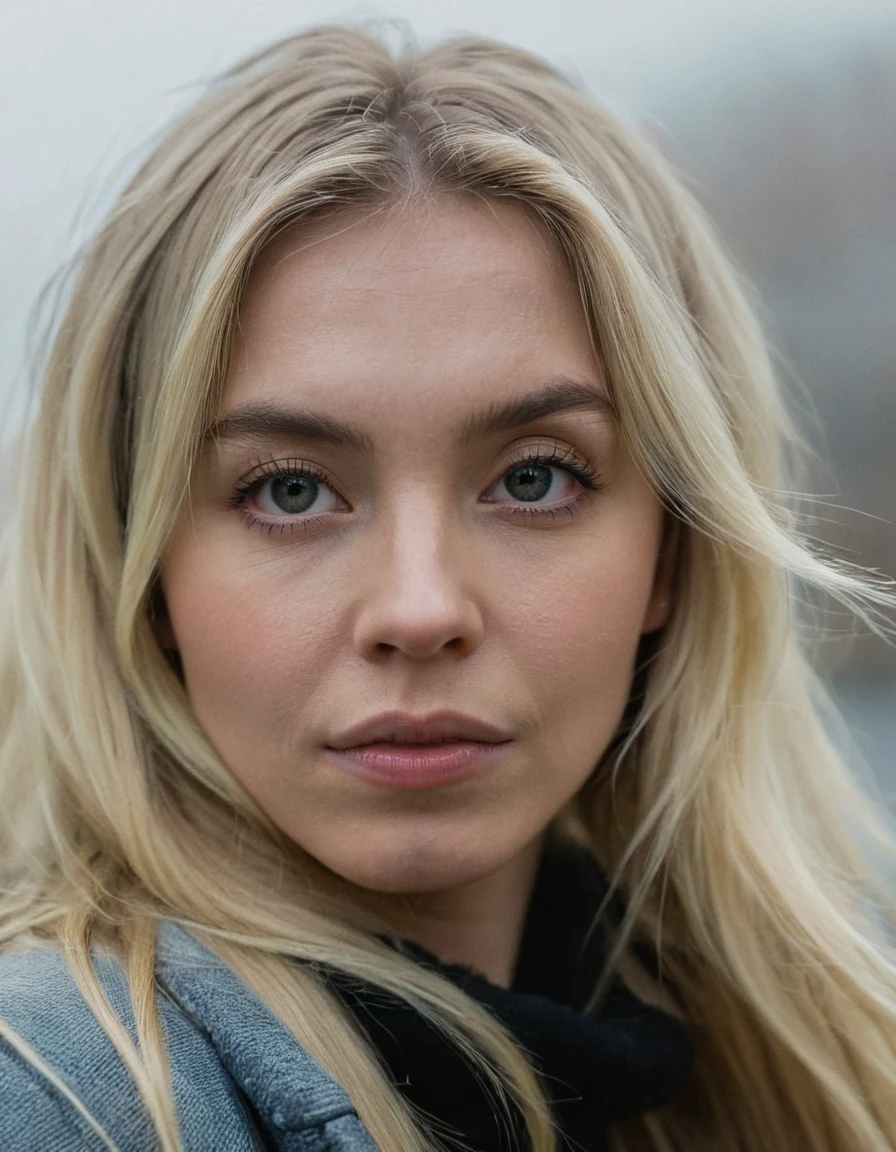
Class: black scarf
326,837,693,1152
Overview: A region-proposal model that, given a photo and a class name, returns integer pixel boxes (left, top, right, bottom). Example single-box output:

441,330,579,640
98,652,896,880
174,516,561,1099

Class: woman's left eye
484,452,603,512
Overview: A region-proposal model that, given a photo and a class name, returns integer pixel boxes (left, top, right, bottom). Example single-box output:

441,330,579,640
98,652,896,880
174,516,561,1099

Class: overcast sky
3,0,895,424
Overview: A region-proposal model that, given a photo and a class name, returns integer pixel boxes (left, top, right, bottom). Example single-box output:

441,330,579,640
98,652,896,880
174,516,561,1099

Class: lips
328,710,513,751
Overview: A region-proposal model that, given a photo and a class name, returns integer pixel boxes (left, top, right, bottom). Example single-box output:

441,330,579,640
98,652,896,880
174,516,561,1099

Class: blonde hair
2,24,896,1152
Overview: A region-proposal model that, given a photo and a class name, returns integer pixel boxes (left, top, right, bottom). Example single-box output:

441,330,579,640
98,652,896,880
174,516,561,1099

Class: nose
351,497,486,661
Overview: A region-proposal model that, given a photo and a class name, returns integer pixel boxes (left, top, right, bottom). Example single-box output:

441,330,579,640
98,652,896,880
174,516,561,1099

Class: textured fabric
327,837,694,1152
0,840,692,1150
154,923,377,1151
0,931,376,1151
0,945,259,1150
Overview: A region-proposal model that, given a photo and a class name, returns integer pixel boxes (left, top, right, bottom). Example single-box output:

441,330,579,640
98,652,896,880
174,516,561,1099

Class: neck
362,834,546,987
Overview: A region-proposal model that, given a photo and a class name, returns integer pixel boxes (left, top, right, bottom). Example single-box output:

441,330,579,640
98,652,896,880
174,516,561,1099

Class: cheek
519,529,660,664
510,520,662,748
160,544,339,746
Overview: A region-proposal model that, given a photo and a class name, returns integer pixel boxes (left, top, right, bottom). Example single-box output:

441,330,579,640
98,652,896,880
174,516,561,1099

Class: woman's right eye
253,472,341,517
229,462,344,531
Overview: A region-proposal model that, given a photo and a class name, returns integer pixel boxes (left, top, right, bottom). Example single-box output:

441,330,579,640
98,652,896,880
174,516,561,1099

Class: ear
640,515,680,635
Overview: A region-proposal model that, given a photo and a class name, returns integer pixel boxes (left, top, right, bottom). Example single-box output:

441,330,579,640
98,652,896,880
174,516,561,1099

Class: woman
0,24,894,1152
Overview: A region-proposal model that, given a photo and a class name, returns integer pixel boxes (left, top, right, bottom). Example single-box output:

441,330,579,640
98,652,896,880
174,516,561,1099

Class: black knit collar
326,836,693,1152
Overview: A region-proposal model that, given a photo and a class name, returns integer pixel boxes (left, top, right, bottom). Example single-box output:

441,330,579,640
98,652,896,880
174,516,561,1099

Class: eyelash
229,448,604,536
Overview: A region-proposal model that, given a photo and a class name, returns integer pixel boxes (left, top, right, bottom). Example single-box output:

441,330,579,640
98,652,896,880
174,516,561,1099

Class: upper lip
328,710,513,750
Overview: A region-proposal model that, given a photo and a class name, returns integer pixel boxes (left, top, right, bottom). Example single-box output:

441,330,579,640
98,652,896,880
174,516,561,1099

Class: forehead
222,194,603,429
244,193,570,306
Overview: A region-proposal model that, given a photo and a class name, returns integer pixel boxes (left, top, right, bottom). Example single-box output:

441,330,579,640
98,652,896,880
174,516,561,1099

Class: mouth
328,709,513,752
325,737,511,790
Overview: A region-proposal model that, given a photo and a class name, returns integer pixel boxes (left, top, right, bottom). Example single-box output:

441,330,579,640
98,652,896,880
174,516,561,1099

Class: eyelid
499,439,599,477
234,456,341,489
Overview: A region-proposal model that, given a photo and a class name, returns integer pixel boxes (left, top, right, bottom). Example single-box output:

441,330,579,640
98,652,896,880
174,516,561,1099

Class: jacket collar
155,837,693,1152
155,922,377,1150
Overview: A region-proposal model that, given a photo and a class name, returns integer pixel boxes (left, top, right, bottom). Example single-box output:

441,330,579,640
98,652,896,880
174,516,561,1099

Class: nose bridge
390,482,458,571
376,484,468,610
352,484,484,659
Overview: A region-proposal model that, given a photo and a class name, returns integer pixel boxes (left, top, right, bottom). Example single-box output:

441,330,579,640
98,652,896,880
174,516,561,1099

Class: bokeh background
2,0,894,795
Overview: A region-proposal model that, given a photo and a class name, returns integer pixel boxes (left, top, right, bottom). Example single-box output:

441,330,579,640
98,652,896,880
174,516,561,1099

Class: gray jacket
0,921,379,1150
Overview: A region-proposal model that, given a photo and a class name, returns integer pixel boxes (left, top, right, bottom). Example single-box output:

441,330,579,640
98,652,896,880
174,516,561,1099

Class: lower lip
326,741,510,789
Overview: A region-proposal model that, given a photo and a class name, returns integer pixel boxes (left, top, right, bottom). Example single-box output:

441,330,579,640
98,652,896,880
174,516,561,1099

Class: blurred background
2,1,893,796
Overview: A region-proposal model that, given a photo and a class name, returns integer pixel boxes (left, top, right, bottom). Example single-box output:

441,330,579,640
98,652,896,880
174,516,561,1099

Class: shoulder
0,944,256,1150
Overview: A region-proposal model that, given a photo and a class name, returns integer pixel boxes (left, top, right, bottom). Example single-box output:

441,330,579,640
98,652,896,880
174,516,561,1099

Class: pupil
270,475,315,514
506,463,551,502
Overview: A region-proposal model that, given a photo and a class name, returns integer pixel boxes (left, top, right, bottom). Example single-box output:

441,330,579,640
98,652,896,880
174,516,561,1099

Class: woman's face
159,194,672,899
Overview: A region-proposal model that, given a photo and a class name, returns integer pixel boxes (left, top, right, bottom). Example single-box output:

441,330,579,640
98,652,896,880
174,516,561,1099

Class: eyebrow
205,377,614,452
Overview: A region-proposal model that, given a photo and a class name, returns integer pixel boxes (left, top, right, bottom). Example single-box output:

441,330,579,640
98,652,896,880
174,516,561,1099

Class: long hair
1,25,895,1152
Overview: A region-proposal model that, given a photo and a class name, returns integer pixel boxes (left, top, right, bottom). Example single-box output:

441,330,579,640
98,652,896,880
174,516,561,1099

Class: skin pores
158,194,672,981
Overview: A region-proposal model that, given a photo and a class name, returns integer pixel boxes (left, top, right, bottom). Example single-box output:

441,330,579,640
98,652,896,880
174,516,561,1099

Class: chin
308,827,517,896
